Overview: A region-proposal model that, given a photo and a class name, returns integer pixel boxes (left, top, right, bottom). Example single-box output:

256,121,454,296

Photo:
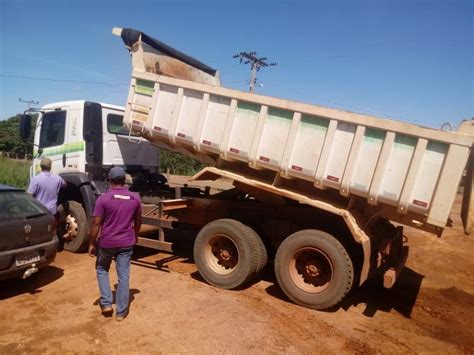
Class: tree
0,114,36,157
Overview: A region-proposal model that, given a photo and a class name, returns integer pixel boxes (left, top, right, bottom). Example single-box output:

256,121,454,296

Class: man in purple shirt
88,167,142,321
27,157,67,215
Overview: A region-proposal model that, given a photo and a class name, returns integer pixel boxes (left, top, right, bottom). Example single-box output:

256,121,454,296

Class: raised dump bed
114,27,474,235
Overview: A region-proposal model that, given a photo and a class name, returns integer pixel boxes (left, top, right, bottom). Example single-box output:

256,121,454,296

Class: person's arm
59,175,67,189
88,216,103,257
88,196,104,257
27,177,37,197
134,203,142,244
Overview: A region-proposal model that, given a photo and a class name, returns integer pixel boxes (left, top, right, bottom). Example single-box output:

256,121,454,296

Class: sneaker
101,306,113,316
116,309,128,321
116,315,126,321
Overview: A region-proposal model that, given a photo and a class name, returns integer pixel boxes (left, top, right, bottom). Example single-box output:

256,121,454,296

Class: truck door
102,107,159,169
36,109,68,174
35,106,85,175
102,109,139,166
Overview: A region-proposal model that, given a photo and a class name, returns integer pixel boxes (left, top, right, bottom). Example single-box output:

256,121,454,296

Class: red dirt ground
0,190,473,353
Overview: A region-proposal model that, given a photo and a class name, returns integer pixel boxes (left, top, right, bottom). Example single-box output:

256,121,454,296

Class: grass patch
0,151,203,189
0,157,30,189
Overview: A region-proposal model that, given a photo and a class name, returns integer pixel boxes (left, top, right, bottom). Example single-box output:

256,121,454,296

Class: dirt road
1,197,473,353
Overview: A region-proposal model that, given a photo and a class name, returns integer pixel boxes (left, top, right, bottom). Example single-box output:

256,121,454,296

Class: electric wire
0,74,128,87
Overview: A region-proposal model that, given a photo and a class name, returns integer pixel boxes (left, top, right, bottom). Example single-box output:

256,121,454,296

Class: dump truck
113,27,474,309
20,27,474,310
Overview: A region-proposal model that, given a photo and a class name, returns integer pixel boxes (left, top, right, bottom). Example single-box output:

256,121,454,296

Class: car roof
0,184,23,192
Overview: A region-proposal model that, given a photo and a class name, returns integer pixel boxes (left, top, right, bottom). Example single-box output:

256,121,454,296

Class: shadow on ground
340,267,424,317
131,243,194,273
265,266,424,318
131,235,425,318
0,265,64,300
93,287,141,317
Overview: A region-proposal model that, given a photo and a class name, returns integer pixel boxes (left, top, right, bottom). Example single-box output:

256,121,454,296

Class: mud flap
383,226,409,289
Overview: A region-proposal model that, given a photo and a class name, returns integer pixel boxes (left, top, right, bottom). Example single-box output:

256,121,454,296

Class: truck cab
21,100,161,252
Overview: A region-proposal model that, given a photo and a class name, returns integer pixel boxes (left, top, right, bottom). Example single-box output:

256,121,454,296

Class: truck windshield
107,114,138,136
39,111,66,148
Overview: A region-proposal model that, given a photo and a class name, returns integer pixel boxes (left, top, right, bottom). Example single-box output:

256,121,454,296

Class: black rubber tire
246,225,268,276
274,229,354,310
194,219,262,289
219,221,267,278
57,201,89,253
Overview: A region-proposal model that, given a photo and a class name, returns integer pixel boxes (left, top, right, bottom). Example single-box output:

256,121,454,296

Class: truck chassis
133,166,407,310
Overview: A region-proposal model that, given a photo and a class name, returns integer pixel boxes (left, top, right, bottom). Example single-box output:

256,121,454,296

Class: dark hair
110,176,126,185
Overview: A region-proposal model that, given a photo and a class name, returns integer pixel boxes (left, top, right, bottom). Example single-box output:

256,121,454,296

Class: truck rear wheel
57,201,89,253
194,219,264,289
253,227,268,277
275,229,354,310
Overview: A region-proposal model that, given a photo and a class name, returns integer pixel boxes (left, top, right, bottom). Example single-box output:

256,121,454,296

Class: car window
0,191,49,221
39,111,66,148
107,113,138,136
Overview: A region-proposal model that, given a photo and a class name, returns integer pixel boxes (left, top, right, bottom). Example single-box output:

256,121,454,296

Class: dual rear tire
193,219,267,290
194,221,354,310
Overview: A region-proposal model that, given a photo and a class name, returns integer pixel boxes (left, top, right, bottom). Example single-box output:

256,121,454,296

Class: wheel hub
205,234,239,275
219,249,231,261
63,214,78,240
305,263,320,277
290,247,333,293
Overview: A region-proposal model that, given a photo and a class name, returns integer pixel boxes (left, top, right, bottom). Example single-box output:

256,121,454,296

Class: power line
233,52,276,93
223,79,249,85
3,74,440,127
1,74,128,87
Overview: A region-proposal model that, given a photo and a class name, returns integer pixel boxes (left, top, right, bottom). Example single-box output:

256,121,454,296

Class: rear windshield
0,191,49,221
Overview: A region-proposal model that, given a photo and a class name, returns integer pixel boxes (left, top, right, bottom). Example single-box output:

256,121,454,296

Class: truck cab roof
41,100,124,112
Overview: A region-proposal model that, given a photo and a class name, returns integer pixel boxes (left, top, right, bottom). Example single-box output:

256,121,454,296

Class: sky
0,0,472,129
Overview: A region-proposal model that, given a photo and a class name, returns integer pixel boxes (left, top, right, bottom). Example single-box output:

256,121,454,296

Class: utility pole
19,98,39,110
233,52,276,93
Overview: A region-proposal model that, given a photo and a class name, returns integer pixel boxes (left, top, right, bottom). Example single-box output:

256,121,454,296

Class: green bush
0,157,31,189
160,150,203,176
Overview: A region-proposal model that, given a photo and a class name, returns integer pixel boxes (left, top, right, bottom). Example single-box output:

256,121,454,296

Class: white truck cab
30,100,159,176
20,100,162,252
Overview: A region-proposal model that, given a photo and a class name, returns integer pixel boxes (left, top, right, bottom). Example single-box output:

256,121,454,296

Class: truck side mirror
20,114,32,141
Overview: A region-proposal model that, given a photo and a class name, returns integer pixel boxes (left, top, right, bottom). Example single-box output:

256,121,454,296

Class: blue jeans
96,246,133,317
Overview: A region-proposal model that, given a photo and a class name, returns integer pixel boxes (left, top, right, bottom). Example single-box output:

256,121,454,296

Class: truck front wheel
275,229,354,310
57,201,89,253
193,219,264,290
